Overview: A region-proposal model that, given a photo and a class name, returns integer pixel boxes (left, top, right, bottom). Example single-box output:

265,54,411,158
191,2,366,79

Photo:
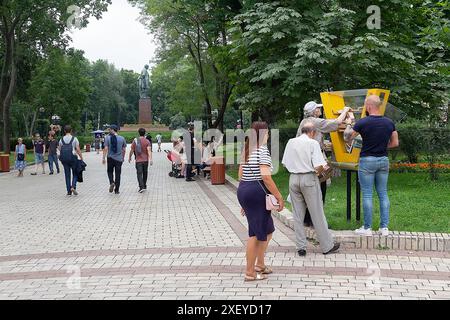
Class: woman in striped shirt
238,121,284,281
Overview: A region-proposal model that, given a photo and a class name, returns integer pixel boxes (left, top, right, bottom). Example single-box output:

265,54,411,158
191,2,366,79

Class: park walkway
0,144,448,300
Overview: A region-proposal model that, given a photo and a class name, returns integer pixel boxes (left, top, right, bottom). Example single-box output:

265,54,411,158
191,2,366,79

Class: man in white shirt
297,102,351,227
282,122,340,256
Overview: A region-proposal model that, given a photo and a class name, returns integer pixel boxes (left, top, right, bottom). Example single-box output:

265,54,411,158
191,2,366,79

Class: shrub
396,121,450,180
278,127,298,161
396,120,423,163
421,126,450,180
169,112,186,130
77,136,93,148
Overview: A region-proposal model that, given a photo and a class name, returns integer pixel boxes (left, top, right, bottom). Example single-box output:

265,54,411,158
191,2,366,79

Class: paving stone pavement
0,143,449,300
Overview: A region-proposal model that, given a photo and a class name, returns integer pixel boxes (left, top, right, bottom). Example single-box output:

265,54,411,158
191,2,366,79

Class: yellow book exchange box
320,88,390,170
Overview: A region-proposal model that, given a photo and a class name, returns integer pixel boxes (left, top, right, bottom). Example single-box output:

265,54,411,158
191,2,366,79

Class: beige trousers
289,173,334,253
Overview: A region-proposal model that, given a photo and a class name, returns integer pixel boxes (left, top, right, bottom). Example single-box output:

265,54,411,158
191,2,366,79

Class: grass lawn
227,166,450,233
120,131,174,143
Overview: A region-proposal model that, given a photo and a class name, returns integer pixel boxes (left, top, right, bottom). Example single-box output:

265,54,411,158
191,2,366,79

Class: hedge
9,136,93,152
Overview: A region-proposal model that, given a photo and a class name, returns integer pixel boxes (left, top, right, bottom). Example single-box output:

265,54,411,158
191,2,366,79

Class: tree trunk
2,62,16,153
0,30,16,153
27,110,38,138
251,110,259,123
187,42,214,129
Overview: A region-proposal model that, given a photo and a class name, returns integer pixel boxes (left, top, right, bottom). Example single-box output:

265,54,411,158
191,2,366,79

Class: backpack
59,136,76,163
134,137,143,156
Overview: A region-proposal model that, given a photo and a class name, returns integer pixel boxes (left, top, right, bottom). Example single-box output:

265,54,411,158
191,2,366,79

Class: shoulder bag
246,157,280,211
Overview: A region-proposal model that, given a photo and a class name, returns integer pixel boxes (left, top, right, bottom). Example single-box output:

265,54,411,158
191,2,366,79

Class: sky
70,0,156,73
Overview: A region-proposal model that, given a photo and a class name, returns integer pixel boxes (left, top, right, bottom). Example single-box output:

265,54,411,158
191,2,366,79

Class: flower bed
391,163,450,173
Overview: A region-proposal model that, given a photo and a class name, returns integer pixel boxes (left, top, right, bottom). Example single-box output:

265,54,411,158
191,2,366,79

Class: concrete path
0,144,448,300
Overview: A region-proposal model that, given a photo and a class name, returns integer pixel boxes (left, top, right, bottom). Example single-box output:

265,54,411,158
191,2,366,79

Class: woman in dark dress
237,122,284,281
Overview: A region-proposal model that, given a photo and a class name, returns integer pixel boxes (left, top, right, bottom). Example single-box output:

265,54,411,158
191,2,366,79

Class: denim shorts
35,153,44,164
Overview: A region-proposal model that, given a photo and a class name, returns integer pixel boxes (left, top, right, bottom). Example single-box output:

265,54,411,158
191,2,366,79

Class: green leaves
227,0,449,124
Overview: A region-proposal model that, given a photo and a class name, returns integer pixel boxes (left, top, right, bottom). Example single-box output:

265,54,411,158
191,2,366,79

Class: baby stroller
165,150,182,178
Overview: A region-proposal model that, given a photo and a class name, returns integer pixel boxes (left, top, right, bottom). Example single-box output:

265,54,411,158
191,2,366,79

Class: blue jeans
62,159,78,193
358,156,390,229
35,153,44,164
48,154,60,173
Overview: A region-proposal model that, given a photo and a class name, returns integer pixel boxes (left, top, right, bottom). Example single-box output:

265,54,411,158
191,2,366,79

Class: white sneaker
354,227,373,236
379,228,389,236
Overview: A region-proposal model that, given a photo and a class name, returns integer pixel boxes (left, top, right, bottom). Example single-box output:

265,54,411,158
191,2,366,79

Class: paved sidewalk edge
225,174,450,253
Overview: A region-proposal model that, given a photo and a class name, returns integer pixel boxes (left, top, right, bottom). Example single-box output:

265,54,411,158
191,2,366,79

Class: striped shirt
241,145,272,182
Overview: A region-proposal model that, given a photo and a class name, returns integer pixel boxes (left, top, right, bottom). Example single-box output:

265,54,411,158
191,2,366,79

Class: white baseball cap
304,101,323,113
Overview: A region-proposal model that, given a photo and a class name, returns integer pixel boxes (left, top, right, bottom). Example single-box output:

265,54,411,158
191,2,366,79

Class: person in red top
129,128,153,193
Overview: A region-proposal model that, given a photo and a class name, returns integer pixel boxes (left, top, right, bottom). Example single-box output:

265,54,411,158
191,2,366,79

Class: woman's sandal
255,266,273,274
244,273,267,282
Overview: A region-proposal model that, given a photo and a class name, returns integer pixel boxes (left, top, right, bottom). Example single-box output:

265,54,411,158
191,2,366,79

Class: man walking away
347,95,399,236
282,122,340,256
103,125,126,194
47,132,60,175
31,133,46,175
59,125,83,196
156,133,163,152
129,128,153,193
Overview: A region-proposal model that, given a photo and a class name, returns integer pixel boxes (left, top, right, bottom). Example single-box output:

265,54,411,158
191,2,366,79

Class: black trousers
107,158,123,192
304,181,327,226
136,161,149,189
185,164,193,180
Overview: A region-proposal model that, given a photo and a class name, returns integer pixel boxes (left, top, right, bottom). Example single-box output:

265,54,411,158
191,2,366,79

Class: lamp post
232,102,244,130
51,115,61,137
38,107,46,137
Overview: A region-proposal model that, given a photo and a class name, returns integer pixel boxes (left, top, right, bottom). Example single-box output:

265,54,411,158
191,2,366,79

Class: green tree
0,0,110,152
150,57,206,123
229,0,449,124
28,49,92,133
131,0,243,130
87,60,126,128
120,69,140,125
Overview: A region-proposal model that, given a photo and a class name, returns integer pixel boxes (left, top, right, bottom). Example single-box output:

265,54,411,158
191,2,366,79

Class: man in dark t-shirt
347,95,399,237
31,133,46,175
353,116,396,158
47,133,60,175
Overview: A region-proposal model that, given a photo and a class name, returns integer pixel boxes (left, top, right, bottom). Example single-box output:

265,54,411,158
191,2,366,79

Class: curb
225,174,450,253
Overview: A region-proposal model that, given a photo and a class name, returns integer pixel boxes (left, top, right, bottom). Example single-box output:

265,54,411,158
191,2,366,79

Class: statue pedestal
139,98,152,124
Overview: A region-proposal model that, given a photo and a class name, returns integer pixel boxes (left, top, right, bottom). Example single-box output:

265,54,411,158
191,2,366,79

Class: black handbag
17,153,25,161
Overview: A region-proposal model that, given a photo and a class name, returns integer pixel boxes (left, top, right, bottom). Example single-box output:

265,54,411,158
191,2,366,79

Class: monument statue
138,64,150,99
138,64,153,124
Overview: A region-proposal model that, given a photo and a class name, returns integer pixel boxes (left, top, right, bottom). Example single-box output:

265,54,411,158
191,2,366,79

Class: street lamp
50,115,61,137
37,107,46,137
51,115,61,125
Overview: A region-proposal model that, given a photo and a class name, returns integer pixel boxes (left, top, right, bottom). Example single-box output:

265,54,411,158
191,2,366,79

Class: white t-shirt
282,134,327,173
59,135,80,156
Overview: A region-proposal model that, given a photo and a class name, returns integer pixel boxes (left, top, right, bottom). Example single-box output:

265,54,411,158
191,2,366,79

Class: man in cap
297,101,351,227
